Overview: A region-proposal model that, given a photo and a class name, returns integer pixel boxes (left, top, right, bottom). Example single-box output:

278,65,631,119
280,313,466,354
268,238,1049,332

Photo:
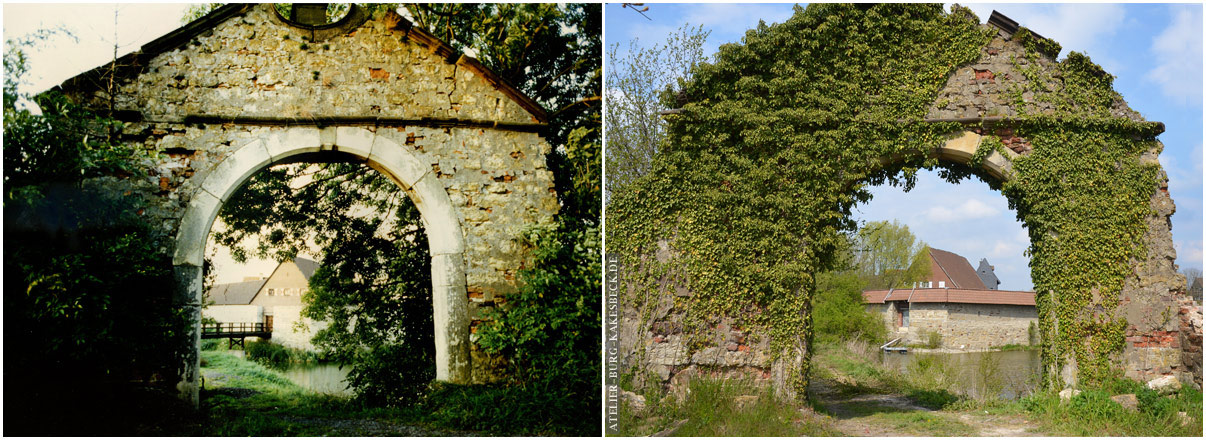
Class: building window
938,281,945,288
267,288,275,296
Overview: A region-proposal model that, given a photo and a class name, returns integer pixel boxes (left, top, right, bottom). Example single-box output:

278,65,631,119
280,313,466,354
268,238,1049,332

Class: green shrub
475,223,600,427
1027,321,1038,346
925,330,943,349
246,340,291,369
812,271,886,344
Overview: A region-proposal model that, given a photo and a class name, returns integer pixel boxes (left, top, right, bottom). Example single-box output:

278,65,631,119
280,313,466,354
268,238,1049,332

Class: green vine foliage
609,3,1164,398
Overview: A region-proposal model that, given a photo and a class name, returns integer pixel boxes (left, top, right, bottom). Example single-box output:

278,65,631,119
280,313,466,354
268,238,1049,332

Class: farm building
203,257,326,351
863,248,1037,349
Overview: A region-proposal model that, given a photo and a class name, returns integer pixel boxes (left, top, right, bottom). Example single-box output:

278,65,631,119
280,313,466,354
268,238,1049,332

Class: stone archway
611,5,1201,403
50,4,563,406
172,127,471,403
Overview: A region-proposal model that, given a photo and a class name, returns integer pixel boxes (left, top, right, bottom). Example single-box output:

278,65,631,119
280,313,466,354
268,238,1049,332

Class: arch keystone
264,127,323,161
334,127,377,159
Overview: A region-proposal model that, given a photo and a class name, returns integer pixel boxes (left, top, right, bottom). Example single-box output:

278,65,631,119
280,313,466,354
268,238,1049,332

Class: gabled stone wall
56,4,560,404
620,17,1201,398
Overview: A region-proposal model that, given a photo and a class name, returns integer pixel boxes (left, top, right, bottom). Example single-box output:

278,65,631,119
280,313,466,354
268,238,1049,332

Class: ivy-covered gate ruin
611,5,1201,400
55,4,560,405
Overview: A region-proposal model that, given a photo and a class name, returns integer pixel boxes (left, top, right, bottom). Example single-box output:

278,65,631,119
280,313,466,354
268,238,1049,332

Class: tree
852,220,931,290
812,233,889,344
813,270,887,344
604,23,709,198
4,34,193,435
1184,267,1202,303
215,161,435,406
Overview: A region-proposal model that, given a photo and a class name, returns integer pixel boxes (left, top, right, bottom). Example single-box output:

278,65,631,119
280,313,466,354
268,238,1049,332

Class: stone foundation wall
1179,298,1202,388
270,305,327,352
618,246,785,399
939,303,1037,348
620,298,777,397
881,302,1037,349
1119,169,1199,387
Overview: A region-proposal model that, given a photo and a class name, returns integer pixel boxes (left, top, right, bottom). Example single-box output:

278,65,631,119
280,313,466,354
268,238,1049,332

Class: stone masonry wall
926,22,1197,385
70,5,537,125
1120,168,1197,387
620,19,1200,396
618,243,780,399
927,27,1143,123
935,303,1036,349
878,302,1036,349
63,4,559,384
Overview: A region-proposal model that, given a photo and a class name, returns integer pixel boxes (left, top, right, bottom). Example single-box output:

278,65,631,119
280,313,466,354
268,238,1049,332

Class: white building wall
203,304,262,323
270,305,328,352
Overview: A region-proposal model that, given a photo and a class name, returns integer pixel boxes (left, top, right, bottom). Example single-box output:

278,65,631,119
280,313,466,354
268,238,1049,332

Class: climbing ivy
608,3,1164,399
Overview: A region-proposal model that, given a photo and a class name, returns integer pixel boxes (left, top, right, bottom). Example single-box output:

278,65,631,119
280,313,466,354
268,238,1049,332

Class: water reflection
879,349,1041,400
280,363,353,397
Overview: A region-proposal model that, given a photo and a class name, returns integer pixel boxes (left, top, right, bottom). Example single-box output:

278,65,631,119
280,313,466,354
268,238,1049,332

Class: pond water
279,363,354,397
879,349,1041,400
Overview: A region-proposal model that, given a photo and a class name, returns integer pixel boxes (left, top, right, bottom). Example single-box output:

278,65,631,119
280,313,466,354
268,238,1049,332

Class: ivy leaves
611,3,1162,394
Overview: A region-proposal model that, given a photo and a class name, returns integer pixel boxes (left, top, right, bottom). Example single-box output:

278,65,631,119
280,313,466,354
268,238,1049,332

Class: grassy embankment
196,349,593,436
615,375,842,436
618,338,1201,437
813,339,1203,437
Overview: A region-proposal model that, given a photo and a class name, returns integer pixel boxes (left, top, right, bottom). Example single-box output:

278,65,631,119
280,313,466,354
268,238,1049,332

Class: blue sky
607,3,1204,291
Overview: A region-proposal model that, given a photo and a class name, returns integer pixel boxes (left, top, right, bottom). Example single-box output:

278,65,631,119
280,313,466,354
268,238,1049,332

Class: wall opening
174,127,469,404
201,158,435,399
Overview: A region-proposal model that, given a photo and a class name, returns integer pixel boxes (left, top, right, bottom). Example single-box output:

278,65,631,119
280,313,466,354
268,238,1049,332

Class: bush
925,330,943,349
812,271,886,344
474,223,600,430
1028,321,1038,346
245,340,291,369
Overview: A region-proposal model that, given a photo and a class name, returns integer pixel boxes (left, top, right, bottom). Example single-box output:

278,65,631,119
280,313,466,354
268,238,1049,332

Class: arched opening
173,127,469,403
813,135,1042,401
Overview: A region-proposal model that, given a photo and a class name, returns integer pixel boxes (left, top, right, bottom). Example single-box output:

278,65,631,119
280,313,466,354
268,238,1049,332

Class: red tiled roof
862,288,1034,306
929,248,988,290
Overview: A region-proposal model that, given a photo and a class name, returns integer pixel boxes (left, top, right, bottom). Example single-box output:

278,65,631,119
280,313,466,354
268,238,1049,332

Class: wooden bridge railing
201,322,272,336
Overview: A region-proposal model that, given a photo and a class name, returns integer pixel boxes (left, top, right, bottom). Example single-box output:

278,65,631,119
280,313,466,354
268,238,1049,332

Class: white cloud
1176,240,1204,270
924,198,999,222
1145,6,1204,106
956,3,1127,71
1161,142,1204,197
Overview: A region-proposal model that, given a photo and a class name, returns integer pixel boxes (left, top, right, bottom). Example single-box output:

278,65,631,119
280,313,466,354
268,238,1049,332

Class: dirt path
808,378,1044,437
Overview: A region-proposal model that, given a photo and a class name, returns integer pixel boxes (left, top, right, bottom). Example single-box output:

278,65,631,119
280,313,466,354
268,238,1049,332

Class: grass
874,410,977,436
1016,382,1203,436
992,343,1036,351
616,376,840,436
812,339,1203,437
196,349,597,436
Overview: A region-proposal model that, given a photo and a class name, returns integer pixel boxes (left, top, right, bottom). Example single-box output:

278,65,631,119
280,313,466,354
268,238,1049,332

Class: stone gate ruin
615,7,1202,400
54,4,560,405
